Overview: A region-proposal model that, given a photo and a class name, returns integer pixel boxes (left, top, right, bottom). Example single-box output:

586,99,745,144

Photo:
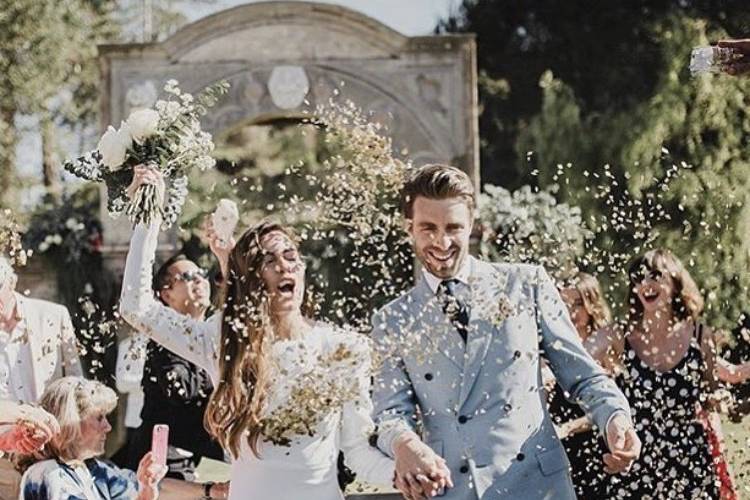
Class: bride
119,166,394,499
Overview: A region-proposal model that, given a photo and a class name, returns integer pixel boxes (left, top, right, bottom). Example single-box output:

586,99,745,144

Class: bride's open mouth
278,278,296,298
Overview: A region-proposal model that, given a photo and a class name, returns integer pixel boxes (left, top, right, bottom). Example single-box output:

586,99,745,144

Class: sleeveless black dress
605,329,719,499
547,384,609,498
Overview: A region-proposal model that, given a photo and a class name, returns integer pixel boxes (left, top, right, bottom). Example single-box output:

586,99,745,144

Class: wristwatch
202,481,214,499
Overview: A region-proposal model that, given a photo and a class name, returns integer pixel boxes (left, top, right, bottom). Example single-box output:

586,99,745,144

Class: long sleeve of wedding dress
119,222,220,382
331,333,396,486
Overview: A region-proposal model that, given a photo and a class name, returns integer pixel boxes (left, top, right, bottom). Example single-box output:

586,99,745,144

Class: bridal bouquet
64,80,229,227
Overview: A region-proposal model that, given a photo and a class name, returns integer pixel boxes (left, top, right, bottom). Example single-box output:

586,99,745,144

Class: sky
184,0,461,36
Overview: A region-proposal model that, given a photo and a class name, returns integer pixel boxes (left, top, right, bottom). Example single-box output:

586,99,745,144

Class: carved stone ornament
268,65,310,110
125,80,158,110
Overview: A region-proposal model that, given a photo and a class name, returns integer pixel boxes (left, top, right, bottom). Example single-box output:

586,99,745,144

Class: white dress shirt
115,336,147,429
421,255,475,294
0,300,38,403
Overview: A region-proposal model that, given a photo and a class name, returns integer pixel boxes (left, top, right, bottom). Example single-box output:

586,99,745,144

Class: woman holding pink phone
17,377,217,500
120,166,395,499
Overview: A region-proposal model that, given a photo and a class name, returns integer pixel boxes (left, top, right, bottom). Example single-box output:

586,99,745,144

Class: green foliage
516,15,750,328
478,184,592,281
24,185,119,380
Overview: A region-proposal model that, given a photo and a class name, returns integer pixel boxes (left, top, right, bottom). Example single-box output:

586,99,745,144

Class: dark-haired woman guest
588,249,750,499
119,166,395,500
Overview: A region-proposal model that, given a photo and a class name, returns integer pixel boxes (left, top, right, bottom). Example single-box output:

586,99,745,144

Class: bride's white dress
120,223,395,500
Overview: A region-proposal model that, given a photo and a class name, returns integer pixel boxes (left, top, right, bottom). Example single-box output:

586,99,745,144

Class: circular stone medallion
268,65,310,110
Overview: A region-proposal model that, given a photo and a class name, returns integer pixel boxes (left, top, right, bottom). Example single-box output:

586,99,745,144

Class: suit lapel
408,277,465,370
17,295,45,402
458,259,509,408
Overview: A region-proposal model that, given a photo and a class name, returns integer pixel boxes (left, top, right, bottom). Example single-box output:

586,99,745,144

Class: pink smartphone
151,424,169,466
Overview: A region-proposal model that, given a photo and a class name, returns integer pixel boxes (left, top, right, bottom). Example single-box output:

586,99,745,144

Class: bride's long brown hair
204,220,296,459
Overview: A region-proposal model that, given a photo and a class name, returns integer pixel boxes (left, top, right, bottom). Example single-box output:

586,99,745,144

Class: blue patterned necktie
438,279,470,342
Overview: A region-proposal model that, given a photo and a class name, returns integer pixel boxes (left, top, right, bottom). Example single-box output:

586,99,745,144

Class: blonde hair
26,377,117,465
572,272,612,332
627,248,704,324
400,164,475,218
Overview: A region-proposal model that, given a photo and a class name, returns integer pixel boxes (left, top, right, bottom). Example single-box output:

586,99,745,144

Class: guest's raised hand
210,481,230,499
717,39,750,76
603,412,641,474
392,432,452,498
126,164,166,205
203,216,236,280
136,451,168,500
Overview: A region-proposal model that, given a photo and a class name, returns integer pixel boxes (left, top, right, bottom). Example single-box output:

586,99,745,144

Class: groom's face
408,196,473,279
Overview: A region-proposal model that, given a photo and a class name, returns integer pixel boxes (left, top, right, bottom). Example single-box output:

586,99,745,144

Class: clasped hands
391,413,640,499
392,432,452,500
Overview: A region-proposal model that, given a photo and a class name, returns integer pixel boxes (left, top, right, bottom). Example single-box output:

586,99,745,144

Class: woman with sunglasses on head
587,249,750,499
119,166,395,500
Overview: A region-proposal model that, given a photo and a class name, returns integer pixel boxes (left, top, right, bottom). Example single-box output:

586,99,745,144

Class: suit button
504,403,513,412
513,350,522,359
425,373,433,381
516,453,525,461
458,415,468,424
460,465,469,474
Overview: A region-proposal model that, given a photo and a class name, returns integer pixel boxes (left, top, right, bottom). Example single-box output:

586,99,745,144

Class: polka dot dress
605,335,719,499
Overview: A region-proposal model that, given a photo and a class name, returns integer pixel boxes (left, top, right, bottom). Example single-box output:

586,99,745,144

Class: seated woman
19,377,226,500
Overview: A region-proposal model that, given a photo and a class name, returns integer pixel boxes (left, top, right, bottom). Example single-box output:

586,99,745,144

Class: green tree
517,16,750,328
0,0,117,206
440,0,750,189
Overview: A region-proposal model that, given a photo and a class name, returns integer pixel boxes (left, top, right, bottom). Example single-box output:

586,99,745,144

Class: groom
371,164,640,499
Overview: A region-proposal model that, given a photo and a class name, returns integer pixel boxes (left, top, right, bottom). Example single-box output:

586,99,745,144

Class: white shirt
0,301,34,403
421,255,474,294
115,336,147,429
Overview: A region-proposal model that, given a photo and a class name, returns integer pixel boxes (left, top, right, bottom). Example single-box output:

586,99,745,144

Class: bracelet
202,481,214,499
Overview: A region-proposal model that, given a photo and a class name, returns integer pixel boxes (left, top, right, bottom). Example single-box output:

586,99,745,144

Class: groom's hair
400,163,475,218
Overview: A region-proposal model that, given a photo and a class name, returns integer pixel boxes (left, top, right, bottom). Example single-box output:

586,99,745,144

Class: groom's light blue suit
371,257,630,499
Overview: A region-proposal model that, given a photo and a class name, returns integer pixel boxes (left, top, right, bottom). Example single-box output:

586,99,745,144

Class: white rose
97,123,132,170
126,108,160,144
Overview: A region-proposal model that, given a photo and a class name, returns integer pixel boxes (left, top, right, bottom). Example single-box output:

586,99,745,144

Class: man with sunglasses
124,254,225,485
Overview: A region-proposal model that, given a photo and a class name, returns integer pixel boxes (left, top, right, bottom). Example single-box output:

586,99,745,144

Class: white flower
97,123,132,170
126,108,160,144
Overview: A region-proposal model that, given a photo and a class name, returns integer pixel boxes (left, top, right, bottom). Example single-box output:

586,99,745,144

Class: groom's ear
402,217,414,236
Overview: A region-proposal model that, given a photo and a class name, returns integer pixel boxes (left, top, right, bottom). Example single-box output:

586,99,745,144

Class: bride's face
259,231,306,316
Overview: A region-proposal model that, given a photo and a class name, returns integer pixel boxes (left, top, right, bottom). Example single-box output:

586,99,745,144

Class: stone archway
99,1,478,252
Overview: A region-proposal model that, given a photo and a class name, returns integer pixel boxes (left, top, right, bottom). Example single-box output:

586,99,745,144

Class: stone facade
98,1,478,254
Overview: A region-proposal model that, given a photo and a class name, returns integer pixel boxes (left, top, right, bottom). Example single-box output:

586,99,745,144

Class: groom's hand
603,412,641,474
393,432,452,499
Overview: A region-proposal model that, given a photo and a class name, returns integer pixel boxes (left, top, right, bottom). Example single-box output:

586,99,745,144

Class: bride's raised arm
119,220,221,380
119,167,221,381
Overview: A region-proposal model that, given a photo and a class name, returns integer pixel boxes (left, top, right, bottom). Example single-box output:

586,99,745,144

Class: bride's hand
126,164,166,203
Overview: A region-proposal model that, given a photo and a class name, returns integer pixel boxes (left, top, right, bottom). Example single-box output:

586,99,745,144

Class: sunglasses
171,268,208,284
